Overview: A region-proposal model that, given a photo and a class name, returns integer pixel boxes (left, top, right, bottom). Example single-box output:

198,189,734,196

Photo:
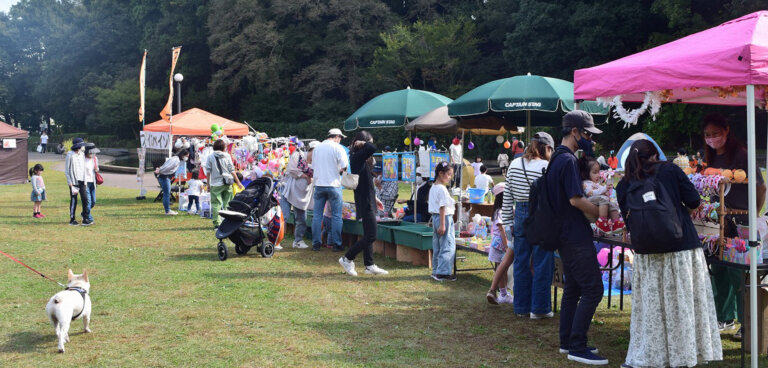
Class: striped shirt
502,157,548,226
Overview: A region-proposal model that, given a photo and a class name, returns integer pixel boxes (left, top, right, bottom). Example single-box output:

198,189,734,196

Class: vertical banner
159,46,181,122
139,50,147,124
382,153,398,182
137,147,146,182
401,153,416,182
429,152,449,179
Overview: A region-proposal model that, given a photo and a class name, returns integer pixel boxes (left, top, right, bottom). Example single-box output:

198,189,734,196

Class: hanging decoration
404,137,411,146
596,90,670,127
503,140,511,149
452,137,460,145
467,133,474,150
414,137,422,146
496,135,504,144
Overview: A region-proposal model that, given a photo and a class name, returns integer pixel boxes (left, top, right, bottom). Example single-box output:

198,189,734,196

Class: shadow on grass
0,331,49,354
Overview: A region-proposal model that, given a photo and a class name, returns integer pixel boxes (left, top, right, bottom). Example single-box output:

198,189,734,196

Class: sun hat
71,138,86,150
492,182,505,196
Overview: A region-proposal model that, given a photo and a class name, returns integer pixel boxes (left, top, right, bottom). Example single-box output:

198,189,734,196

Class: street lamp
174,73,184,114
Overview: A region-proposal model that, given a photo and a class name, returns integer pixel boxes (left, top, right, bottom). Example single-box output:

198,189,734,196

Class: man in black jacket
399,172,431,223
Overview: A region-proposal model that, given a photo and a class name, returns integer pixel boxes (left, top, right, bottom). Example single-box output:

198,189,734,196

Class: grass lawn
0,167,748,367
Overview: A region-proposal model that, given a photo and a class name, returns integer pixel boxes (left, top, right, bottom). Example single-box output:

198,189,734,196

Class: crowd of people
33,109,760,367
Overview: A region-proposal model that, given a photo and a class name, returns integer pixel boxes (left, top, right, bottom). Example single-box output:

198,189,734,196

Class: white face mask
416,176,424,184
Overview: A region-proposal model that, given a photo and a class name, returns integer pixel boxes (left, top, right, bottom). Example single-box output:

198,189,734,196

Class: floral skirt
31,189,46,202
625,248,722,367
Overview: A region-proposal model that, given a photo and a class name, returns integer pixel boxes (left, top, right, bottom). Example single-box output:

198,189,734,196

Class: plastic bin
392,224,434,250
467,188,487,204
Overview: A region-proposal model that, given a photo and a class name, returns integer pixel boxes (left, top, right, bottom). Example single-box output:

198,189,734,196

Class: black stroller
215,177,278,261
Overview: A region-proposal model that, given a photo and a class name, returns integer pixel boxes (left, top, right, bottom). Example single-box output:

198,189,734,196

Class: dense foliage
0,0,765,153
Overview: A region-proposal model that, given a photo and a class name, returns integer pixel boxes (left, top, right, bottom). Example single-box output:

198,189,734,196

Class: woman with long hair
702,113,766,338
338,130,388,276
616,139,721,368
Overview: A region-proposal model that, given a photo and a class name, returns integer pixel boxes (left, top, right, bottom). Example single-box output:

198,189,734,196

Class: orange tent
143,108,249,137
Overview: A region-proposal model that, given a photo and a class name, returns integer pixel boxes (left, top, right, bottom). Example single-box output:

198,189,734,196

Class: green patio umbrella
344,87,453,131
447,74,609,140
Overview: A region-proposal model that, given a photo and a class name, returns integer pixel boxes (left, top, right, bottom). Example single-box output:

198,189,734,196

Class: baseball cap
492,182,505,196
532,132,555,148
328,128,347,138
562,110,602,134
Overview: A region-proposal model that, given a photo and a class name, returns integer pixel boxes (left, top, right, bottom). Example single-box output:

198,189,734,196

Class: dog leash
0,250,67,288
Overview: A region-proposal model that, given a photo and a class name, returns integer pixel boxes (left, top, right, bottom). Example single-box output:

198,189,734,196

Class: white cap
308,141,320,149
328,128,347,138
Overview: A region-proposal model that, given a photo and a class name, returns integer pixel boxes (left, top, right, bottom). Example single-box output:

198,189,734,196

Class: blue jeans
321,216,332,242
312,186,342,247
512,202,554,315
558,241,603,352
158,176,172,213
280,195,307,243
431,214,455,275
85,182,96,222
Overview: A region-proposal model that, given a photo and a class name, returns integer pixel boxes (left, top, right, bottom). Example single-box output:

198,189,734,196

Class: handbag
341,171,358,190
95,172,104,185
215,156,234,185
36,144,43,153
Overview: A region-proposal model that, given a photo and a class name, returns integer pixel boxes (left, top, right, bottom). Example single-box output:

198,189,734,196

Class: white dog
45,269,91,353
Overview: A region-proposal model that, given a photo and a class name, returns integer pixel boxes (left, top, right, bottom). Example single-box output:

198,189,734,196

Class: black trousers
69,181,90,221
558,242,603,352
345,208,376,267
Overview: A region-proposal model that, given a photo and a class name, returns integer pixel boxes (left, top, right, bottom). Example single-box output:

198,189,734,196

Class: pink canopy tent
575,11,768,105
574,11,768,367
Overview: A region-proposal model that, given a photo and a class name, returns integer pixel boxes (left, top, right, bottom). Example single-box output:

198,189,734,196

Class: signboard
2,139,16,149
401,153,416,182
382,153,398,182
140,131,171,150
429,152,449,179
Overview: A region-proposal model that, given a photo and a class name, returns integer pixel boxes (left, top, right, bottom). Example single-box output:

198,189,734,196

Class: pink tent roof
574,11,768,105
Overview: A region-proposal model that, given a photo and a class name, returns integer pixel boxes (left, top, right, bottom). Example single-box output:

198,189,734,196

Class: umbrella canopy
615,132,667,171
447,74,609,131
405,106,523,136
574,11,768,105
344,88,453,131
144,108,249,137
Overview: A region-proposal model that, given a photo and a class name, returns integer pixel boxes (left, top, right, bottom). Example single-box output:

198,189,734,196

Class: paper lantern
496,135,504,144
503,140,511,149
414,137,422,146
467,141,475,150
452,137,460,145
404,137,411,146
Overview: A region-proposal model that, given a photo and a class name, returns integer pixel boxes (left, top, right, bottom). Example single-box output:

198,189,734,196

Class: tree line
0,0,764,153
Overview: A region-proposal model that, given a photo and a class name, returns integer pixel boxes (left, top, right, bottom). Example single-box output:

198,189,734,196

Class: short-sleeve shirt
311,139,350,187
449,144,462,165
474,174,493,191
545,145,592,246
709,148,764,211
40,134,48,144
428,184,455,215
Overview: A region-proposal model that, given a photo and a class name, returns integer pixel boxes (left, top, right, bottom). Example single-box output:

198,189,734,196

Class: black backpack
622,169,683,252
523,148,566,251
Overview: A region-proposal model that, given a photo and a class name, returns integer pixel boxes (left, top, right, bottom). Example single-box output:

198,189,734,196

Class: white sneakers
497,294,514,304
274,244,283,251
364,265,389,275
531,311,555,320
292,240,309,249
165,210,178,216
338,257,389,276
338,257,358,276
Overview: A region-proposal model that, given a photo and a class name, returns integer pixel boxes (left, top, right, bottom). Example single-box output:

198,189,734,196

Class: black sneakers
69,220,79,226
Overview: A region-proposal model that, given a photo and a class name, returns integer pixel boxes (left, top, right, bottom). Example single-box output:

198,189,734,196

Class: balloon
496,135,504,144
211,124,220,133
597,248,610,267
269,159,279,169
289,145,296,154
283,150,290,158
247,156,255,163
452,137,460,145
413,137,421,146
404,137,411,146
297,141,304,148
258,163,267,171
428,139,435,147
503,140,511,149
468,141,475,150
261,158,268,164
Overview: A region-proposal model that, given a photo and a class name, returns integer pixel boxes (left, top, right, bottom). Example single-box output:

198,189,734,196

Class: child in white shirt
429,161,456,281
579,156,624,235
186,172,204,214
473,165,493,192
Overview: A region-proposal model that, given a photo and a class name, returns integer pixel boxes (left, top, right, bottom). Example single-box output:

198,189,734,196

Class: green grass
0,167,749,367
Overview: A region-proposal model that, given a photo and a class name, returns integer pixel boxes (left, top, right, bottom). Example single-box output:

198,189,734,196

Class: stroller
215,177,278,261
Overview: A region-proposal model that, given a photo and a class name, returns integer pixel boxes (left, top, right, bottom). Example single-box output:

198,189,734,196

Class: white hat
308,141,320,149
328,128,347,138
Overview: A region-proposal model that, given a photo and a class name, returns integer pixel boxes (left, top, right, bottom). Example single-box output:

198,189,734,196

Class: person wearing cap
496,132,555,312
547,111,607,365
83,143,100,223
64,138,91,226
310,128,350,252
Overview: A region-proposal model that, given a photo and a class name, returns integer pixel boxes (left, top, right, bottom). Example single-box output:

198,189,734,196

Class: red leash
0,250,66,288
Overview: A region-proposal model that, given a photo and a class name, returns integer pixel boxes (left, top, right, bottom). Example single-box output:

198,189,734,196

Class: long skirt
625,248,722,368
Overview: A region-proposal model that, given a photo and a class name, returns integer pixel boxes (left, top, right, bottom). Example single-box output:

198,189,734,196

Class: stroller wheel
235,244,250,255
260,242,274,258
217,241,228,261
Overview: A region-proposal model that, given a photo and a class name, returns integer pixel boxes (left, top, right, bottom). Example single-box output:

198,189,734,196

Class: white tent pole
746,84,758,368
458,130,465,230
